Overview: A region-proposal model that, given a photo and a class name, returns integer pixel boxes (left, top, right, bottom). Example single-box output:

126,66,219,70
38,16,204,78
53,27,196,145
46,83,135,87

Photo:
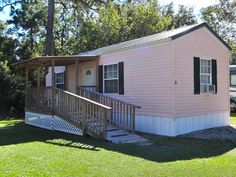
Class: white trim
55,72,65,88
200,58,212,85
46,66,65,87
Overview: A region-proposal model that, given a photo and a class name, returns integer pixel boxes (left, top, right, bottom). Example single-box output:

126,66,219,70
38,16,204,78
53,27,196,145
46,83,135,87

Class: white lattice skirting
25,112,83,136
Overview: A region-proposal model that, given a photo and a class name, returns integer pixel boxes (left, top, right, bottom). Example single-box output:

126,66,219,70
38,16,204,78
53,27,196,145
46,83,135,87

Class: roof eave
12,55,99,69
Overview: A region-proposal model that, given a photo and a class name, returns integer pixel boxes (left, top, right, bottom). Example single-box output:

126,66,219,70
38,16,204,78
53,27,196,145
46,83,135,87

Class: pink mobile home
15,22,231,138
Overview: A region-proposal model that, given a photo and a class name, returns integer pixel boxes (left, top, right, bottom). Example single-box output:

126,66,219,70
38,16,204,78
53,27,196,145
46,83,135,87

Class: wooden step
106,125,151,146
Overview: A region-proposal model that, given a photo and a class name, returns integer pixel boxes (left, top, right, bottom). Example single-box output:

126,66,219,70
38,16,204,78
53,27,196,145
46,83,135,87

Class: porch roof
13,55,99,69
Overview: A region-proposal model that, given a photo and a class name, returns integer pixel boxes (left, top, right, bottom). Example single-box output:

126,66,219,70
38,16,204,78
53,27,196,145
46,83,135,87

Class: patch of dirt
182,126,236,141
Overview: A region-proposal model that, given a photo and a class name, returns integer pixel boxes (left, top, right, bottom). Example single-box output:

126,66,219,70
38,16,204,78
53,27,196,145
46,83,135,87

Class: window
200,59,212,85
56,72,65,89
194,57,217,94
231,74,236,86
104,64,118,93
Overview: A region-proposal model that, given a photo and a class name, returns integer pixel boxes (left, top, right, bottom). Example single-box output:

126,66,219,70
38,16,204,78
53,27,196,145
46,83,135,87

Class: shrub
0,61,25,113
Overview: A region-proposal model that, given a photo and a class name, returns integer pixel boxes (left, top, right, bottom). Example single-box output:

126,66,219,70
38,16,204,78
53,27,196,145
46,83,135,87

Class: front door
82,67,96,86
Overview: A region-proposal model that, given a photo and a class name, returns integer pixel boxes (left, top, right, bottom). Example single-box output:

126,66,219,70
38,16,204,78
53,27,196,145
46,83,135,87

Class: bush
0,61,25,113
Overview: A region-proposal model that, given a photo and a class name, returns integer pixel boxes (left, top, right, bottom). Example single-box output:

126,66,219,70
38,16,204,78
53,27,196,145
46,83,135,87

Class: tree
173,5,197,28
201,0,236,45
0,60,25,112
0,21,18,63
98,0,172,46
45,0,54,55
161,3,197,29
6,1,47,59
201,0,236,63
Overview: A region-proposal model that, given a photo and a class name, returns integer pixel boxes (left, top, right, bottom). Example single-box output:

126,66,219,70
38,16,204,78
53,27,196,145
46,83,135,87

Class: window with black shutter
194,57,217,94
101,62,124,95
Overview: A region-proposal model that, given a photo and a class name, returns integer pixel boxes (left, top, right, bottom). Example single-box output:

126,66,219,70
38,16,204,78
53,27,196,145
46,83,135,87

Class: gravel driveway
183,125,236,141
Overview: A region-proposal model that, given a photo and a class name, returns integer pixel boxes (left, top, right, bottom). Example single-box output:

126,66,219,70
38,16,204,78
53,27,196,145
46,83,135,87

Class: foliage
231,115,236,125
173,5,197,28
1,0,199,56
201,0,236,63
97,0,172,46
0,35,18,63
231,48,236,64
161,3,197,29
7,1,47,58
0,61,25,112
201,0,236,44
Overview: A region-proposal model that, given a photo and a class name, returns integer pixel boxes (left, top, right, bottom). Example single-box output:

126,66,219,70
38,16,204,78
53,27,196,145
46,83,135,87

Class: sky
0,5,11,21
158,0,218,18
0,0,218,22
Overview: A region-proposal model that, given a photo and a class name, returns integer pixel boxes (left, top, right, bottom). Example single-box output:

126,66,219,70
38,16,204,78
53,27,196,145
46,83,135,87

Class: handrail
77,86,140,132
79,85,97,92
54,87,112,110
77,86,141,109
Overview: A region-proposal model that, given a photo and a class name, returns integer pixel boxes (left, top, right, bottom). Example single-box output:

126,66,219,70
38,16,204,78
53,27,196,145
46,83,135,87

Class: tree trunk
45,0,55,56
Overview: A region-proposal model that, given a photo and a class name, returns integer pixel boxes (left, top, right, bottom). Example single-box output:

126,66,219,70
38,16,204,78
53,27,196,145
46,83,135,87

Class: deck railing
25,87,53,113
79,86,97,92
77,87,140,132
25,87,112,138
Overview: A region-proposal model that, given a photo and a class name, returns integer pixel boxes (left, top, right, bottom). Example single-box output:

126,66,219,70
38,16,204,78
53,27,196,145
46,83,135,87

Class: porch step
106,125,152,146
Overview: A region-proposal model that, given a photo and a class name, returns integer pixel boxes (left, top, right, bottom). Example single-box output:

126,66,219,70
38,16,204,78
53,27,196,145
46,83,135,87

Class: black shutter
194,57,200,94
212,59,217,94
98,65,103,93
118,62,124,95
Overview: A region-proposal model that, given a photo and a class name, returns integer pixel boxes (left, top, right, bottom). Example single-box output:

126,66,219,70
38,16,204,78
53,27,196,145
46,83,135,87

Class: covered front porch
14,55,139,139
15,55,99,93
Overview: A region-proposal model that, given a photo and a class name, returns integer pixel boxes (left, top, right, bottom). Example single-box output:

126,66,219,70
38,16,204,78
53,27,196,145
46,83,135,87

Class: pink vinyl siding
173,27,230,117
99,41,174,117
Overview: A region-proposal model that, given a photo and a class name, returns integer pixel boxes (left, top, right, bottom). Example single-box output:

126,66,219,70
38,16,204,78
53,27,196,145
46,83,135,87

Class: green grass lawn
230,115,236,125
0,115,236,177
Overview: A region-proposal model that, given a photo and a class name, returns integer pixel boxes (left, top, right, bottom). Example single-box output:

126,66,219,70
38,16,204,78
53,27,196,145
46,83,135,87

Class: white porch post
51,60,55,88
51,59,55,113
75,59,78,94
96,58,99,92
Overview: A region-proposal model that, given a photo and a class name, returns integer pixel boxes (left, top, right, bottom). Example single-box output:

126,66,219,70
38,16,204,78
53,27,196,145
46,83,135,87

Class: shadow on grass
0,117,235,163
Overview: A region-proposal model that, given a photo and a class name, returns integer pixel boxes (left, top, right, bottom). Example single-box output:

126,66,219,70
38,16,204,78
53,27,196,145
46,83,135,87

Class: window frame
200,58,212,86
55,72,65,90
103,63,119,94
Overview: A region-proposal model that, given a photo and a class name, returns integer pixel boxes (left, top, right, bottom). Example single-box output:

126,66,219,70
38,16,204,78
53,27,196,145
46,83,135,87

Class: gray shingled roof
75,22,231,57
